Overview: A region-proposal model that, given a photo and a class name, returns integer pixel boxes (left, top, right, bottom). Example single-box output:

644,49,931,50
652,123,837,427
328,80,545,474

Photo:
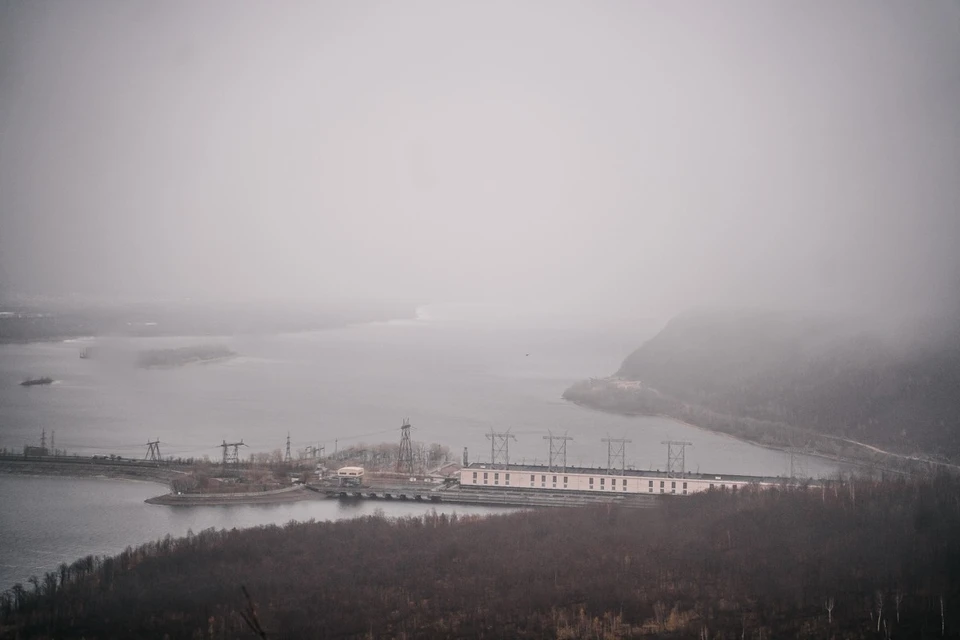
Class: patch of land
136,345,236,368
0,456,184,485
564,310,960,469
0,298,416,343
145,484,319,505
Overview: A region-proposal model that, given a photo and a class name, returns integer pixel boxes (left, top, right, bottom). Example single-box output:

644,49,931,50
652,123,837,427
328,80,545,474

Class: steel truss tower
602,437,632,475
221,440,246,469
397,419,414,475
543,431,573,472
145,439,161,461
486,429,516,469
662,440,693,477
787,448,807,480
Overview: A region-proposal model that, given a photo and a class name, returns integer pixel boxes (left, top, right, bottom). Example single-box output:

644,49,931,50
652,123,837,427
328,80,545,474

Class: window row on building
462,468,755,496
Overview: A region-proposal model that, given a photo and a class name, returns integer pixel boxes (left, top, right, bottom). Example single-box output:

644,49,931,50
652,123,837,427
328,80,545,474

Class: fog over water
2,305,837,477
1,1,959,319
2,2,957,608
0,308,844,590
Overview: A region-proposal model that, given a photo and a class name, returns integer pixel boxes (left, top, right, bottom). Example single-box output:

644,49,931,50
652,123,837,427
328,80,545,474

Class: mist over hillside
565,310,960,462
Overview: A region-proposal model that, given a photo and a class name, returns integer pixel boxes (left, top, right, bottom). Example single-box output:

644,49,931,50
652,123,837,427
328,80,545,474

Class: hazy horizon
2,1,959,321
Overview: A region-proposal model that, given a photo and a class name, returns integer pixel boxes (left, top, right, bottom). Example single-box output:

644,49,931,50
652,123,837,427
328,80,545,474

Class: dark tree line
3,475,960,639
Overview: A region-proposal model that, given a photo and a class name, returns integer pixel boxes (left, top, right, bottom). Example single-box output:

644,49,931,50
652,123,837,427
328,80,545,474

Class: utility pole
602,437,632,475
40,428,46,454
543,431,574,472
397,418,414,475
51,431,55,457
486,429,516,469
145,439,161,462
662,441,693,478
285,432,292,464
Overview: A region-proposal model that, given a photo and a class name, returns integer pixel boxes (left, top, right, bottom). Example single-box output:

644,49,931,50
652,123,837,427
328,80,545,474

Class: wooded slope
3,476,960,639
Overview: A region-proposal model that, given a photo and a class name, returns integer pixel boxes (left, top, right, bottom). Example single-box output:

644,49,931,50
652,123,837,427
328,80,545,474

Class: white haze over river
0,304,839,588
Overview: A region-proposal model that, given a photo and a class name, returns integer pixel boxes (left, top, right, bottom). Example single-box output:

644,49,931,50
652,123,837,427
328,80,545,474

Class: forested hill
4,477,960,638
565,310,960,461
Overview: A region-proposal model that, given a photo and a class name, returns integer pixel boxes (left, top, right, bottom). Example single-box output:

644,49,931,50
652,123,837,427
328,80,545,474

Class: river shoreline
145,484,322,506
0,458,181,485
562,393,953,475
0,460,334,506
564,397,842,464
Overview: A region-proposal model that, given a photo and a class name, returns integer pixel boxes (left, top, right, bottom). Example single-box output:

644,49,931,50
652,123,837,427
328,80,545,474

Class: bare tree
894,590,903,623
876,590,884,632
941,595,945,637
653,601,667,632
824,597,835,624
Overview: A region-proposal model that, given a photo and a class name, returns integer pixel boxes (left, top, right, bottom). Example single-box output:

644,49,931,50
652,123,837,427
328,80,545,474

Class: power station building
458,463,784,496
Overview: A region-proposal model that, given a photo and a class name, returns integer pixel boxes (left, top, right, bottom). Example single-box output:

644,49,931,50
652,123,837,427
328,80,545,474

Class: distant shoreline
564,396,811,458
562,380,958,475
0,461,174,488
0,302,419,345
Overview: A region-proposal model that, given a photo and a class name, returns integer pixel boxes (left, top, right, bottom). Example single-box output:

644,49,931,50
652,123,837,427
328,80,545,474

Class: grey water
0,306,839,589
0,475,512,589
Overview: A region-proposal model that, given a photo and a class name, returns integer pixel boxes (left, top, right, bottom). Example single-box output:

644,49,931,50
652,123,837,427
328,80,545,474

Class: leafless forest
3,475,959,639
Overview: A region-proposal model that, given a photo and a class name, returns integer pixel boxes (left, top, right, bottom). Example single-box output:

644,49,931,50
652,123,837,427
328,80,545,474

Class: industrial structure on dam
456,429,791,497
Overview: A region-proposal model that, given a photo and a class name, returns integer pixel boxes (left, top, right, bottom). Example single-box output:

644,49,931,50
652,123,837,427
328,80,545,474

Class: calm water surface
0,474,512,589
0,308,838,589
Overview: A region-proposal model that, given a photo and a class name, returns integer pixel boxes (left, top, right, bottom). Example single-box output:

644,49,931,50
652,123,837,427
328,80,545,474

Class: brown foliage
4,476,960,638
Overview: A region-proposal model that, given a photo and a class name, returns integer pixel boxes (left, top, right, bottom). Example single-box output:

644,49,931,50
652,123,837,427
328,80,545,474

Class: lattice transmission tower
486,429,516,469
144,439,161,461
662,440,693,477
787,448,808,480
543,431,573,472
221,440,246,470
602,437,632,475
397,419,414,475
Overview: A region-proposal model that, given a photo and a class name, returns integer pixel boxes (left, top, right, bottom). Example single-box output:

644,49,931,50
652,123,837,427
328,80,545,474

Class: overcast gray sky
1,1,958,318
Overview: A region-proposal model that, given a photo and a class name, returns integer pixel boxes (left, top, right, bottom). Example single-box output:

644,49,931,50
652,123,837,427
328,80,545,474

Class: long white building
458,463,788,495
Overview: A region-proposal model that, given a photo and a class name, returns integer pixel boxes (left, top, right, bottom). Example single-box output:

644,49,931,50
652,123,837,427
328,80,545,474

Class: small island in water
137,345,236,369
20,376,54,386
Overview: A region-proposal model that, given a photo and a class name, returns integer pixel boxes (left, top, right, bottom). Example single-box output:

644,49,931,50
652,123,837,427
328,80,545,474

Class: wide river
0,305,839,589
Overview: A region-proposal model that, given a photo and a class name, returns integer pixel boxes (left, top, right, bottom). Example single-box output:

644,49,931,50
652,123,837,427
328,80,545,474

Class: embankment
146,484,318,506
0,455,184,485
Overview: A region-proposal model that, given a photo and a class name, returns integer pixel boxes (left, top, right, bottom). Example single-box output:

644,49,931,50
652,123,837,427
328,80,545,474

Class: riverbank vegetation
565,310,960,466
3,475,959,638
